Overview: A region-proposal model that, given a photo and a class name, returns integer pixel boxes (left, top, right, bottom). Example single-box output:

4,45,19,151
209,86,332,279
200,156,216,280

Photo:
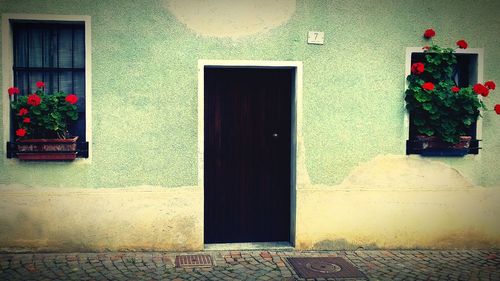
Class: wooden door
204,67,292,243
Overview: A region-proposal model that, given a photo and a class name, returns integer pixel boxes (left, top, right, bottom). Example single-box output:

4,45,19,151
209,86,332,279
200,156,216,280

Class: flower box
404,28,499,156
411,135,471,156
16,136,78,161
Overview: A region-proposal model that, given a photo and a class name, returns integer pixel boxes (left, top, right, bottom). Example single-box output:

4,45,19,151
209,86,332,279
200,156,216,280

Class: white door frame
197,59,303,246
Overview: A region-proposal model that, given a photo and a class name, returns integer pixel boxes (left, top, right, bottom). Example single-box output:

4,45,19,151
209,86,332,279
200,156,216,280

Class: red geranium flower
473,83,489,97
65,94,78,105
495,104,500,115
485,80,496,90
15,128,27,137
456,40,468,49
23,117,30,123
423,29,435,39
18,108,29,116
27,94,41,106
451,86,460,93
422,82,435,91
8,87,20,96
411,62,425,75
36,81,45,88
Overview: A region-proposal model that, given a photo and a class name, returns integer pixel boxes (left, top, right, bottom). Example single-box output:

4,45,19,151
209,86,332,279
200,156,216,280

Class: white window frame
2,14,92,161
404,47,484,156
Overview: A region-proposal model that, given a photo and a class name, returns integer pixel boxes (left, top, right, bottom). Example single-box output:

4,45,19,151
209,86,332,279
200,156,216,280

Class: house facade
1,0,499,252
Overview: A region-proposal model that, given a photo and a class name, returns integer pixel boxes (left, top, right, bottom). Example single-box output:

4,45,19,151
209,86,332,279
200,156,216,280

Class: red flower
65,94,78,105
8,87,20,96
451,86,460,93
423,29,436,39
422,45,430,51
18,108,29,116
485,80,496,90
15,128,27,137
456,40,468,49
422,82,435,91
36,81,45,88
23,117,30,123
27,94,41,106
495,104,500,115
411,62,425,75
473,83,489,97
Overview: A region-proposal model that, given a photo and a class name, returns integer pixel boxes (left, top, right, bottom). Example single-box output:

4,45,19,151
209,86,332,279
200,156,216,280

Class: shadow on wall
311,239,378,251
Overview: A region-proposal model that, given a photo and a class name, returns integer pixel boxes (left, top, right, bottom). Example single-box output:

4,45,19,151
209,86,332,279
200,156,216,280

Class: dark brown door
204,67,292,243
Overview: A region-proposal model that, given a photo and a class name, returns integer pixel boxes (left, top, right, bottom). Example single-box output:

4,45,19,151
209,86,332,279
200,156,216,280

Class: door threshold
204,242,294,251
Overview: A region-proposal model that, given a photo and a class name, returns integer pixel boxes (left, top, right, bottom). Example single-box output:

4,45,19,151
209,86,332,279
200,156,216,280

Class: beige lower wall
1,179,500,252
294,155,500,250
295,187,500,250
0,186,203,252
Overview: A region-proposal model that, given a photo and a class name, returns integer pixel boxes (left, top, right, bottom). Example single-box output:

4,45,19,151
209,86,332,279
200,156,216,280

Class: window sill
406,139,480,156
6,141,89,160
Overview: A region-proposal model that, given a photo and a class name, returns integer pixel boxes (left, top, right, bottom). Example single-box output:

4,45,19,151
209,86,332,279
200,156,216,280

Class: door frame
198,60,303,247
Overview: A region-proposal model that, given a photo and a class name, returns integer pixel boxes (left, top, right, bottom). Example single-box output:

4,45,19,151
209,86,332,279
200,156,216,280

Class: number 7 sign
307,31,325,45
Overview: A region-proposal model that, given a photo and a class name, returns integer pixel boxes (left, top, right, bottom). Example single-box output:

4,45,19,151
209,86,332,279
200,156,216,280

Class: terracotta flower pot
414,135,471,156
16,136,79,161
416,135,471,149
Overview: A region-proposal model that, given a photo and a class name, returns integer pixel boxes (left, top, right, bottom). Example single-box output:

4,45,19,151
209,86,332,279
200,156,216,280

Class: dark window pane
58,28,73,68
48,28,58,68
27,71,43,92
11,21,86,147
28,28,43,67
14,71,29,94
73,27,85,68
74,71,85,110
59,70,73,93
48,71,59,94
68,112,86,140
13,27,28,67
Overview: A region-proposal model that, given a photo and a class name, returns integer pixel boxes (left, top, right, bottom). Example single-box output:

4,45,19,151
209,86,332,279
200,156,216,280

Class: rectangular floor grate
175,254,213,268
287,257,366,279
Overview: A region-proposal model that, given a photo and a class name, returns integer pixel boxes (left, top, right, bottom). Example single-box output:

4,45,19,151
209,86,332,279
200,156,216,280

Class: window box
405,45,484,156
6,139,88,160
15,136,79,161
406,135,478,157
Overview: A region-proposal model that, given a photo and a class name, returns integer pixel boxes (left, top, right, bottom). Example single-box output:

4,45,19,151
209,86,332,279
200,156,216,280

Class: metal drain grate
175,254,213,268
287,257,366,279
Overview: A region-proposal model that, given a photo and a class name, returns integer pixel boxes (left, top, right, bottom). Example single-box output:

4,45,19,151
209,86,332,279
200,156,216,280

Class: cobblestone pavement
0,250,498,280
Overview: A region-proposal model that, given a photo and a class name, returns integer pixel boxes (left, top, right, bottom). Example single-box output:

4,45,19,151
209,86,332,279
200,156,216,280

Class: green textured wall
1,0,499,188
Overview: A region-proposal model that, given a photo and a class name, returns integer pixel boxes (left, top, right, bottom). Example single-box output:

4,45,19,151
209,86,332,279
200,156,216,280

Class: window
3,15,91,159
405,48,482,155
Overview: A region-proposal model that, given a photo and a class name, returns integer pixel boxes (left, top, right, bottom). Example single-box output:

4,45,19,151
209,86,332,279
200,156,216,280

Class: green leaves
463,117,473,126
414,90,432,103
417,127,435,136
10,88,79,139
413,115,426,126
66,110,78,121
405,46,482,144
422,102,436,113
31,107,41,115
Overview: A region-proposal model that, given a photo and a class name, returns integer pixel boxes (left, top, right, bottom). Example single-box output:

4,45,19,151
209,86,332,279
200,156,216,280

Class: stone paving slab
0,250,498,280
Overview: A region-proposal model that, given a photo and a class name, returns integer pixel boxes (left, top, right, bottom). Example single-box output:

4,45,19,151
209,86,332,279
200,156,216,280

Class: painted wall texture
1,0,499,251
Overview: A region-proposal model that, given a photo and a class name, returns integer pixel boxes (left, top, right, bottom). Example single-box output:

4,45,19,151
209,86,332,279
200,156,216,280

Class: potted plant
405,28,500,156
7,81,80,160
